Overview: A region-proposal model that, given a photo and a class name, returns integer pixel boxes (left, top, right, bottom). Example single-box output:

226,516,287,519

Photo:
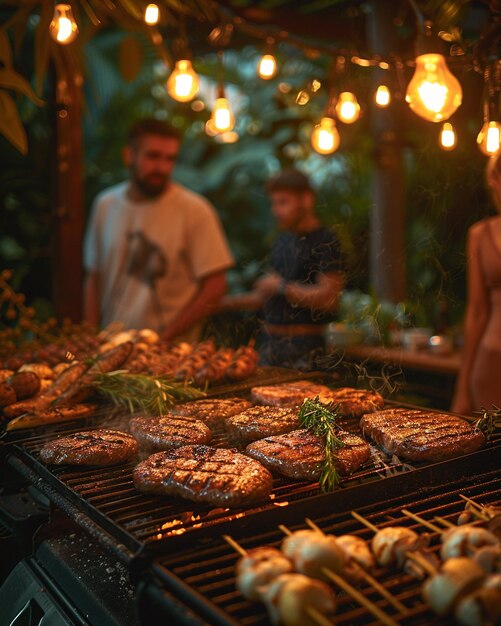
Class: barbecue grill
1,371,499,625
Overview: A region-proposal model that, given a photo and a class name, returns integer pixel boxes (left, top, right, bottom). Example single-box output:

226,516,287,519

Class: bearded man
83,118,233,341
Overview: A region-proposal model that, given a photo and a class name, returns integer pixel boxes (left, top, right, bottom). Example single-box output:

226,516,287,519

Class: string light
144,4,160,25
375,84,391,107
311,117,340,154
439,122,457,150
477,120,501,156
257,54,278,80
166,60,200,102
209,82,235,133
49,4,78,44
405,53,462,122
335,91,360,124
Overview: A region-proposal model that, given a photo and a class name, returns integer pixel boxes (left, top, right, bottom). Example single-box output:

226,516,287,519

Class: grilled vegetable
7,371,40,400
6,404,97,431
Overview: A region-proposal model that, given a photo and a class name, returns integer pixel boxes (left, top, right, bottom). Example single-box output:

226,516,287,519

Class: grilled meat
40,429,138,466
251,380,334,406
246,429,371,480
170,397,252,429
227,345,259,381
133,445,273,507
225,406,299,443
360,408,485,462
320,387,385,416
129,414,212,452
173,340,216,381
193,348,235,385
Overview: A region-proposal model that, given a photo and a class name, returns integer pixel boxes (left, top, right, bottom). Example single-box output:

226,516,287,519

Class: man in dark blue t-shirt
221,169,345,370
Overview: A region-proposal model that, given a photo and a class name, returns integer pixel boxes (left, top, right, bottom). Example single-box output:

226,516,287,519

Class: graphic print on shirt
126,231,167,287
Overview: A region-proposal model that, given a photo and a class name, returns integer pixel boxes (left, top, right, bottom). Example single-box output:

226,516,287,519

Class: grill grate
151,466,501,626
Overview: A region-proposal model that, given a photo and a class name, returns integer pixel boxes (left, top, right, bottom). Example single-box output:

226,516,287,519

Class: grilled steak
320,387,385,416
246,429,371,480
40,429,138,466
360,408,485,462
170,397,252,429
251,380,334,406
129,415,212,452
225,406,299,443
133,445,273,507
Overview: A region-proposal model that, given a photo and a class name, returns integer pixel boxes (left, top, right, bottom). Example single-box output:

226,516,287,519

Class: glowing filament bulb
477,121,501,156
335,92,360,124
375,84,391,108
311,117,340,154
49,4,78,44
144,4,160,25
210,97,235,133
257,54,278,79
405,53,462,122
166,60,200,103
439,122,456,150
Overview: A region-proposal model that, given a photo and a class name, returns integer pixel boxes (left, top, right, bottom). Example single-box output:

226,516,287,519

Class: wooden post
52,50,85,322
367,0,406,303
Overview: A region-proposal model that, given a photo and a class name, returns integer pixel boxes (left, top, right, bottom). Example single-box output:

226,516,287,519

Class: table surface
337,344,461,375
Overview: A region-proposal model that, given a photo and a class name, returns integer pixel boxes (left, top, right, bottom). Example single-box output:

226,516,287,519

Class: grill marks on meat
133,445,273,507
40,429,138,466
321,387,385,416
129,415,212,452
360,408,485,462
170,397,252,429
251,381,334,407
225,406,299,443
246,429,371,481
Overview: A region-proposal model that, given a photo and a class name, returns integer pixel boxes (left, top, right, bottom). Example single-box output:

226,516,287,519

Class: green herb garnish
298,397,345,492
474,406,501,441
92,370,205,415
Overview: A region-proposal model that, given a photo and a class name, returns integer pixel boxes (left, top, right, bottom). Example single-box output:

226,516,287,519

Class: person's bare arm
161,270,227,342
83,270,101,326
451,224,490,414
255,271,345,313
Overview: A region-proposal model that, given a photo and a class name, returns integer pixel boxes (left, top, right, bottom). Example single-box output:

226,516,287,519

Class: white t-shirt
83,181,234,337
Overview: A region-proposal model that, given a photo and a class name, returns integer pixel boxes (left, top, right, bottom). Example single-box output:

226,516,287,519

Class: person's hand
255,272,283,298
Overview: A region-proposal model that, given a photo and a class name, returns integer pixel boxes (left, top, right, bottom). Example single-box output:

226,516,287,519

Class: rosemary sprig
474,406,501,440
92,370,205,415
298,397,345,492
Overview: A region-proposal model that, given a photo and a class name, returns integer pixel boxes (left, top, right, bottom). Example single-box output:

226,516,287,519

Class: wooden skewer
351,510,379,533
401,509,442,534
223,533,335,626
321,567,401,626
405,551,437,577
459,495,490,521
279,524,292,536
459,494,484,511
433,516,456,529
304,519,407,614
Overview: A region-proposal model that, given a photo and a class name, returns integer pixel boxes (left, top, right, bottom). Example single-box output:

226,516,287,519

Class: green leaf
118,36,142,82
0,28,13,67
0,68,44,106
0,90,28,155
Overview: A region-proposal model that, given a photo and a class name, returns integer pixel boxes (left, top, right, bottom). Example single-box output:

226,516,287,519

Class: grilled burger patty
321,387,385,417
225,405,299,443
251,380,335,406
129,415,212,451
40,429,138,466
246,429,371,480
360,408,485,462
133,445,273,507
170,397,252,429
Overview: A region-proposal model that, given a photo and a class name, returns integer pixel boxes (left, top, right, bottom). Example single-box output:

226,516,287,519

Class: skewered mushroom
281,529,344,580
441,526,498,560
262,573,336,626
454,586,501,626
473,545,501,574
337,534,375,572
422,557,485,616
236,547,293,601
371,526,421,568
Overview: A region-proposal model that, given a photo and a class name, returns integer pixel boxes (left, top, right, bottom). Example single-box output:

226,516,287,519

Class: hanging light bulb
166,60,200,103
439,122,457,150
477,120,501,156
311,117,340,155
335,92,360,124
210,87,235,133
144,4,160,25
257,53,278,80
49,4,78,44
405,53,462,122
375,84,391,108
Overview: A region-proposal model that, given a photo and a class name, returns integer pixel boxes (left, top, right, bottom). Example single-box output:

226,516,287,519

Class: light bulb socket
415,21,447,57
